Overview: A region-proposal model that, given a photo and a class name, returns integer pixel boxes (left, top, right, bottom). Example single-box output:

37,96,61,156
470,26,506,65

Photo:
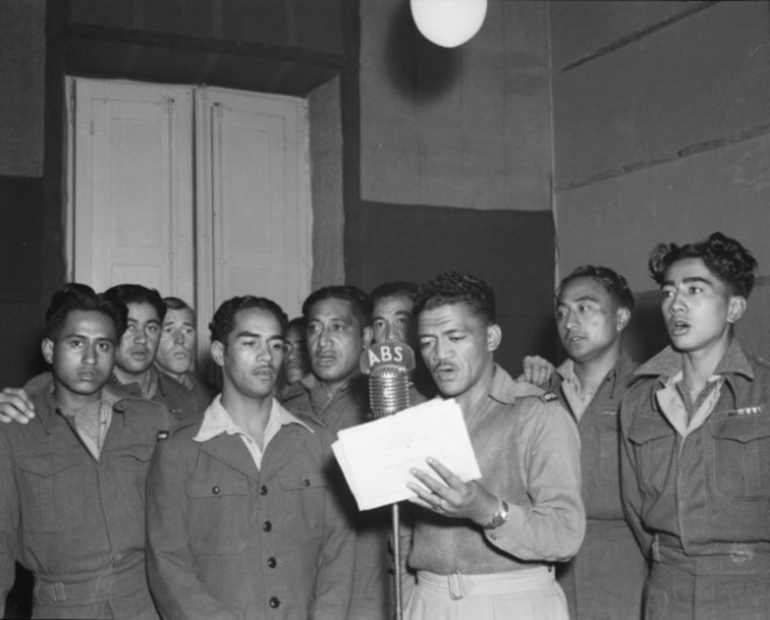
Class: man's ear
362,326,373,349
41,339,54,365
616,307,631,332
486,324,502,352
211,340,225,368
727,296,747,325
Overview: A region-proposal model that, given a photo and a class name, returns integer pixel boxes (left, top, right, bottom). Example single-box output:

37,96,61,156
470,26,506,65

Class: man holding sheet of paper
403,271,585,620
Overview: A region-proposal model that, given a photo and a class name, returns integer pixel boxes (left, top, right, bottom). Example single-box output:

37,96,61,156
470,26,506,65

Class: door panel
71,79,194,302
68,79,312,367
196,87,311,355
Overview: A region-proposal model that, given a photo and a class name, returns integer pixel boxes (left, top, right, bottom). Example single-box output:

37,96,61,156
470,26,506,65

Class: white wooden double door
67,78,312,360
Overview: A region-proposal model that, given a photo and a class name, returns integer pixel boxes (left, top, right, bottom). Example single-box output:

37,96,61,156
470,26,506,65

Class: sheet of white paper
332,398,481,511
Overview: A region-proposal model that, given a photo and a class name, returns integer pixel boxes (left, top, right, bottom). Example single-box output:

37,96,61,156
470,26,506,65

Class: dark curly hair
45,283,128,341
414,272,496,325
649,232,757,298
209,296,288,347
104,284,167,322
556,265,635,311
301,285,373,328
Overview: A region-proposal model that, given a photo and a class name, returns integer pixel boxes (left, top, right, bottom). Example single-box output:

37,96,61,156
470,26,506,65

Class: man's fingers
425,457,464,489
0,388,36,423
409,469,443,495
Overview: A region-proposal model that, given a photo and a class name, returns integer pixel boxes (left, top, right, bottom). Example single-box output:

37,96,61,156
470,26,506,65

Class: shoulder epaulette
159,415,202,442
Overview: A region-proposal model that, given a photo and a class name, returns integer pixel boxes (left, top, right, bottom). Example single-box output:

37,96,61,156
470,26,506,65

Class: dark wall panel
69,0,344,55
553,1,770,191
0,0,45,177
357,202,558,376
0,176,49,386
0,177,44,303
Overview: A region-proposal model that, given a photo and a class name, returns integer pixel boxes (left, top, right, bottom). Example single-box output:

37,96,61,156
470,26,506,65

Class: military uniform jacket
145,398,356,620
620,340,770,571
0,387,170,617
282,374,394,620
546,353,647,620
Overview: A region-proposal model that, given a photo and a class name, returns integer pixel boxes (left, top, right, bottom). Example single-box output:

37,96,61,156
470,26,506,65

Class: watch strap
482,499,510,530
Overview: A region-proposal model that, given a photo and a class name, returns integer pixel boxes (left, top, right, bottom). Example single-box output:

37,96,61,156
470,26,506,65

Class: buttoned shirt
109,367,204,421
408,365,585,574
194,395,312,470
59,388,121,460
282,372,370,434
557,360,596,422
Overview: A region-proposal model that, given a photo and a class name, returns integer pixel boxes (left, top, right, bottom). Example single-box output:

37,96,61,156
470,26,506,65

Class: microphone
360,340,417,620
360,341,417,418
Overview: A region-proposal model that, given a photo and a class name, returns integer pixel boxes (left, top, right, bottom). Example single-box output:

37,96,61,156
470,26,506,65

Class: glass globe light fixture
410,0,488,48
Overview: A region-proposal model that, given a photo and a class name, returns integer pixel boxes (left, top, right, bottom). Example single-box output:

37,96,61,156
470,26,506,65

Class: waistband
416,566,554,600
585,518,635,540
34,561,148,605
652,534,770,576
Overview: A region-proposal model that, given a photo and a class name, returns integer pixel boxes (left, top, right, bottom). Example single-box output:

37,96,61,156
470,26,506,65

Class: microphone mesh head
369,364,411,418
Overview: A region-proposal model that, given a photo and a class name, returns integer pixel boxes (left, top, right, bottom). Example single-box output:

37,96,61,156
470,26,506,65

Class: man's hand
518,355,555,386
407,457,499,526
0,388,36,424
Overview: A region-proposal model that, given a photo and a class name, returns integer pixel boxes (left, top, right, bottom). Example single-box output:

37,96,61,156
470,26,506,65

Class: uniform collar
488,364,543,406
38,384,126,434
636,339,754,384
194,394,312,443
556,350,636,399
109,365,162,399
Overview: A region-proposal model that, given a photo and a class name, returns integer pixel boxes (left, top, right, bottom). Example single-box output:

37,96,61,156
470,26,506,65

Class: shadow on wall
385,0,462,101
625,293,670,365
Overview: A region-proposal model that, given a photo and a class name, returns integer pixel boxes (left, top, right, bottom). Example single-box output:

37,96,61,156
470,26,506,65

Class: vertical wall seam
546,0,560,286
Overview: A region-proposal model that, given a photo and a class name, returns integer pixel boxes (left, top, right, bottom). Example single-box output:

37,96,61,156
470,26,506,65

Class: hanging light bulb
410,0,488,48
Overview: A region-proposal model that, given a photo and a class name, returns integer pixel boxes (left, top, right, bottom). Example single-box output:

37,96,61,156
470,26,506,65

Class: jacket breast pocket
597,412,620,481
187,476,250,554
709,410,770,500
277,470,329,538
627,416,676,497
114,443,156,508
16,454,81,533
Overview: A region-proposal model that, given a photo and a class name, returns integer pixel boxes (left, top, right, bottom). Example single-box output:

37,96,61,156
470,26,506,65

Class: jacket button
259,485,268,495
263,521,272,532
267,557,277,568
212,486,220,495
303,478,311,487
269,597,280,608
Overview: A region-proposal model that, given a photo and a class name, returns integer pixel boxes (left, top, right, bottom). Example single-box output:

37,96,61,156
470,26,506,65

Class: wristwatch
482,499,510,530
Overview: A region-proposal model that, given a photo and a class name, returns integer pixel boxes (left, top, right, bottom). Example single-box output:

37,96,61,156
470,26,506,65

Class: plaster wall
360,0,552,212
355,0,559,372
551,0,770,360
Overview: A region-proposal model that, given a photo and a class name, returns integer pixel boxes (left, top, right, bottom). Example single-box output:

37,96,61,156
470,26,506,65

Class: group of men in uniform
1,230,768,620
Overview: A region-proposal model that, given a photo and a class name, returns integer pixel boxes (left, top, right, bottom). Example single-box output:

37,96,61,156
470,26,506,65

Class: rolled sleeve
485,402,585,562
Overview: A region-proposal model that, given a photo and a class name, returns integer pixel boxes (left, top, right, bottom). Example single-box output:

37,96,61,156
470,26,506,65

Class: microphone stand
392,502,403,620
363,342,415,620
